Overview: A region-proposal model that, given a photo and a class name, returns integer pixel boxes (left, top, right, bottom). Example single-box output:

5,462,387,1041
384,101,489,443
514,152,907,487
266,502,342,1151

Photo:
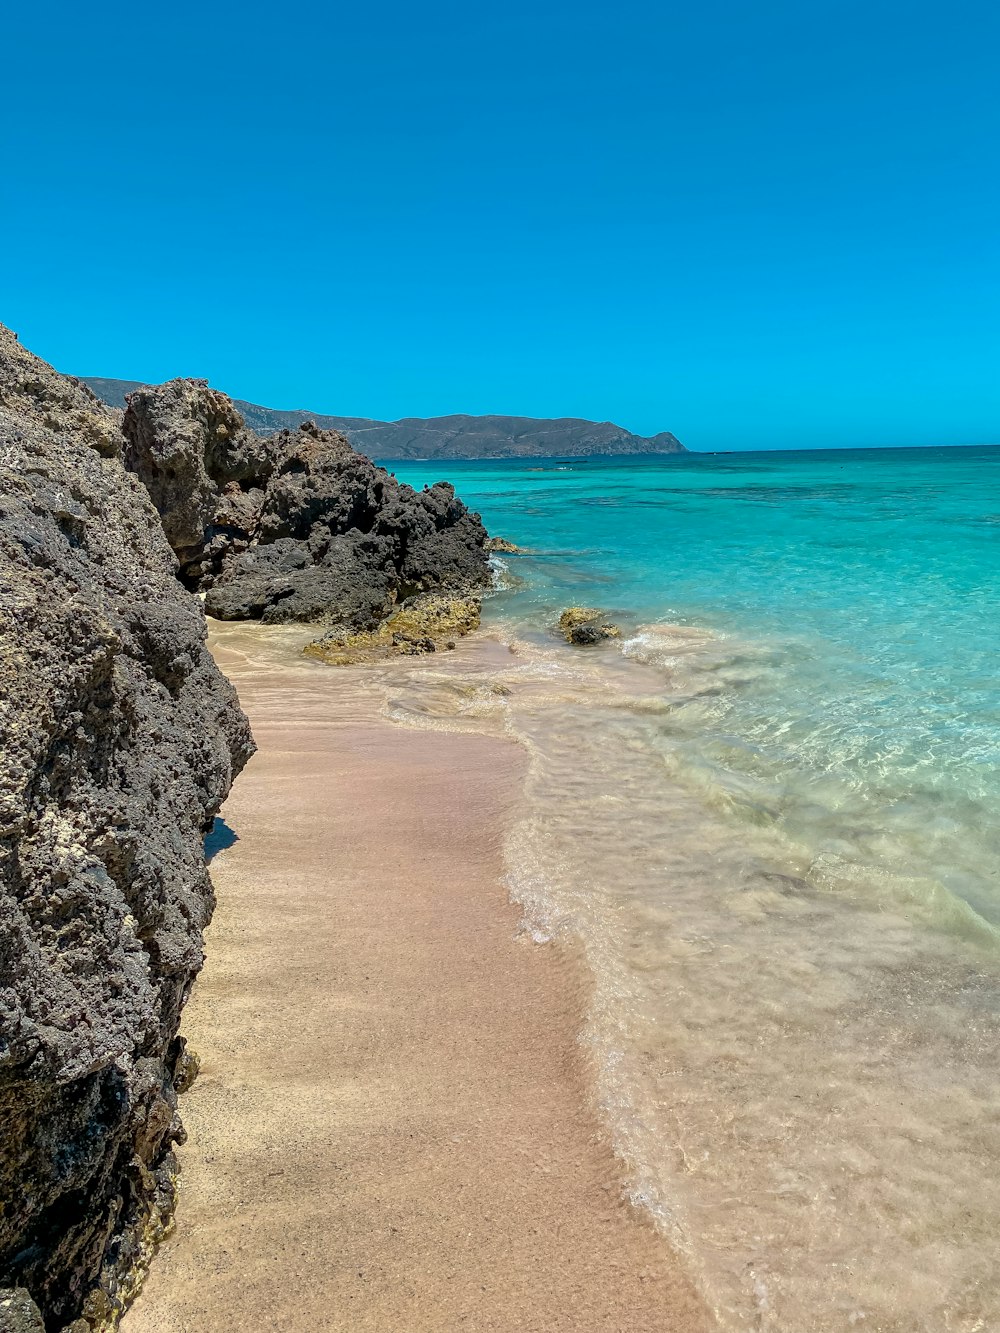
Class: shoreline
122,624,711,1332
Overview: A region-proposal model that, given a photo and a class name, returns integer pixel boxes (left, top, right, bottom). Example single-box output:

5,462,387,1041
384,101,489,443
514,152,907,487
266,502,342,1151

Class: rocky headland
85,379,686,461
0,326,492,1329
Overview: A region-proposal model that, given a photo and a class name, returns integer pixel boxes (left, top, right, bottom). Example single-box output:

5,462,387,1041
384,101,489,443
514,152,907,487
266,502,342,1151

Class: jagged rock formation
85,378,687,460
0,326,254,1328
121,381,491,630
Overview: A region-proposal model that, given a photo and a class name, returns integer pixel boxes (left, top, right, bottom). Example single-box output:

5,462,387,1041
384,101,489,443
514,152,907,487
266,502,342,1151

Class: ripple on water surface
369,625,1000,1333
364,448,1000,1328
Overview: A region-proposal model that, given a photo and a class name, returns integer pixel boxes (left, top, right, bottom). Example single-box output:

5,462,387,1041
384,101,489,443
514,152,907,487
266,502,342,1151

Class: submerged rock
484,535,524,554
122,388,491,637
558,607,622,645
304,592,482,665
0,327,253,1328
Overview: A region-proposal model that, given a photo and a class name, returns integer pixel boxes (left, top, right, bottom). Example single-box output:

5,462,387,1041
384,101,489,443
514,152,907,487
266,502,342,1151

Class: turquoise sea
383,447,1000,1331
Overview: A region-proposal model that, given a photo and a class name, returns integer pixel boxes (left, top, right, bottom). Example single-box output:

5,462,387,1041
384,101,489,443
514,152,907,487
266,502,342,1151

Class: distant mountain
82,378,685,460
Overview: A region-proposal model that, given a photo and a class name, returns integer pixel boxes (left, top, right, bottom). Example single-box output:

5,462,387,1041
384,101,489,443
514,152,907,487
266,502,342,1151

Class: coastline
122,623,711,1332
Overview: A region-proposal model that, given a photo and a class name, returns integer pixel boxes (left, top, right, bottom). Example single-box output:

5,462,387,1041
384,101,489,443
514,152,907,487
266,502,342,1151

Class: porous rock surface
122,383,491,633
0,328,122,462
0,326,253,1329
0,1288,47,1332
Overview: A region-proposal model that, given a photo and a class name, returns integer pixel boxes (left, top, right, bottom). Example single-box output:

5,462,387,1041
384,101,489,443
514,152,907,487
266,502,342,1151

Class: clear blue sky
3,0,998,450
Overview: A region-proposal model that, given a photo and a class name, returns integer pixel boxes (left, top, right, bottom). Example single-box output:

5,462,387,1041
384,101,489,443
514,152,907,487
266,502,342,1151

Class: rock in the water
484,535,523,553
305,592,482,665
0,327,254,1328
122,389,490,635
557,607,622,645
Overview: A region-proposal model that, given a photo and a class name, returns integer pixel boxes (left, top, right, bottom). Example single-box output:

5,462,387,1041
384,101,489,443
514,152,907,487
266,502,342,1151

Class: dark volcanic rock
0,327,253,1328
122,387,491,627
206,533,397,626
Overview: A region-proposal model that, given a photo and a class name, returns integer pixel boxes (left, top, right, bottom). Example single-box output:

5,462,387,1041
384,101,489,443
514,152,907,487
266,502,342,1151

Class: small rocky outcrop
484,536,523,554
122,385,491,636
0,328,253,1328
558,607,622,645
305,592,482,665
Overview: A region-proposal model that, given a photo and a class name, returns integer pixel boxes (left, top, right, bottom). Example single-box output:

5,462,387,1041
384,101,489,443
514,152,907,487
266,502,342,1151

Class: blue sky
3,0,998,450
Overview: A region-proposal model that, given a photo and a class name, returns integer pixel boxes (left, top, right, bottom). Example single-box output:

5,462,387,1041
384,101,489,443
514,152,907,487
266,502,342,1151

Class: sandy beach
122,624,711,1333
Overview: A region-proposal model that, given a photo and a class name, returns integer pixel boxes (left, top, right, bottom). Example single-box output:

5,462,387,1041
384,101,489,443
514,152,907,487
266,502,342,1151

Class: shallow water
378,450,1000,1329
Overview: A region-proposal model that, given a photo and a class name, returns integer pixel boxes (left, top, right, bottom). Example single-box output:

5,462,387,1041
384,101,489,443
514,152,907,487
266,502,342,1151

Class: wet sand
123,624,712,1333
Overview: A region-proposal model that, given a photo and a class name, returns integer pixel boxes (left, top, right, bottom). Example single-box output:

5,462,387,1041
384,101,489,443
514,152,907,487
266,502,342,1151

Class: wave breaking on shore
366,619,1000,1332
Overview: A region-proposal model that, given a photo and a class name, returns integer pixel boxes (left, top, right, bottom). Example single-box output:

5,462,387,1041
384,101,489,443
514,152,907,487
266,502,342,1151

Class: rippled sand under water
364,625,1000,1333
